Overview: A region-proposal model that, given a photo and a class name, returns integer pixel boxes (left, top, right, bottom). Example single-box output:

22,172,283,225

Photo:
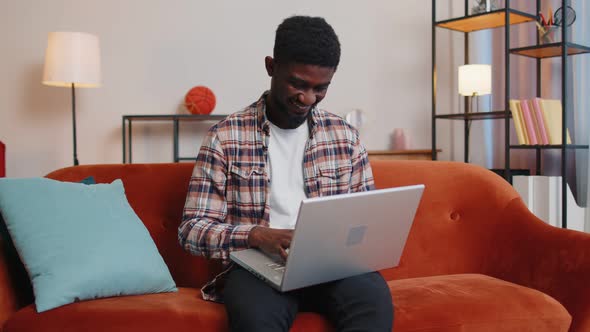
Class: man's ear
265,56,274,77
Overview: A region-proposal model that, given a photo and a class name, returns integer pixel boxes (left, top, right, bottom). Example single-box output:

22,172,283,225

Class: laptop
229,184,425,292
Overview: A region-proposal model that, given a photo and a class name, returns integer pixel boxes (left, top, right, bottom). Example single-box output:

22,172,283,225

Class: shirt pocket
227,162,266,219
316,162,353,196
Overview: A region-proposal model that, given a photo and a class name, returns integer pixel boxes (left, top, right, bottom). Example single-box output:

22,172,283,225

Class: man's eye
291,82,305,89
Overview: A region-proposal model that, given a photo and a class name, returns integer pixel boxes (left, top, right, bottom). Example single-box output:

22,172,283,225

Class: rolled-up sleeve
350,130,375,193
178,127,256,260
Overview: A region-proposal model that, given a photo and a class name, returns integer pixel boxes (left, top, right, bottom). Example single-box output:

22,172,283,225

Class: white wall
0,0,432,177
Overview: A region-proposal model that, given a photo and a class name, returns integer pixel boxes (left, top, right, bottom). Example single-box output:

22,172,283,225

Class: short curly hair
273,16,341,69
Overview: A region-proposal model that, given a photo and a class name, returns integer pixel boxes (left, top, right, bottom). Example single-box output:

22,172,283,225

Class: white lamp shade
458,64,491,96
42,32,101,88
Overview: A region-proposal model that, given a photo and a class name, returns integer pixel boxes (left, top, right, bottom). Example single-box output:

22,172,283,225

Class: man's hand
248,226,293,261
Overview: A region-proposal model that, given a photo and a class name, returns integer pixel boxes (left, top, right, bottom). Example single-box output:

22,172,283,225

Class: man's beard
285,110,310,128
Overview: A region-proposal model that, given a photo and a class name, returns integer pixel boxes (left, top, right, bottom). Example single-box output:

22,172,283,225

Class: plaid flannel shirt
179,92,375,302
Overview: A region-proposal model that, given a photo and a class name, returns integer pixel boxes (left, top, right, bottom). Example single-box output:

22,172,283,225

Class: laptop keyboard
266,262,285,273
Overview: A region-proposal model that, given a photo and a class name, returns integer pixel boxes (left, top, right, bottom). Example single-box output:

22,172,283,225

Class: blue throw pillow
0,177,98,301
0,178,177,312
79,176,96,185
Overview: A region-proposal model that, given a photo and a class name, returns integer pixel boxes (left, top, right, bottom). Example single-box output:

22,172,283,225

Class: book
532,98,550,144
526,99,543,144
520,99,538,145
509,100,527,145
516,100,531,145
539,99,572,144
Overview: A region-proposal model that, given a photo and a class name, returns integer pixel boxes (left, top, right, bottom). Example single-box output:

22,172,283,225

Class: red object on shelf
0,141,4,177
184,86,216,115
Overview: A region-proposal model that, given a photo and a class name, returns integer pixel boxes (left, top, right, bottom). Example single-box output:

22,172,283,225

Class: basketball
185,86,216,115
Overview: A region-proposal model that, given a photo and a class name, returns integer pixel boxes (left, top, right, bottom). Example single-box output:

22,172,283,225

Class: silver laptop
229,184,425,292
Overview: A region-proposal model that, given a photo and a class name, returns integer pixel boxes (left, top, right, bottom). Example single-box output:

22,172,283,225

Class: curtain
574,1,590,231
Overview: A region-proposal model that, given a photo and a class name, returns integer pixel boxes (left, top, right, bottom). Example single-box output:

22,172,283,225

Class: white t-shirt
267,120,309,229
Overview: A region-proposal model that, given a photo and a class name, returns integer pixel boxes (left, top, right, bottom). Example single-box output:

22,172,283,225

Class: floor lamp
458,64,492,162
42,32,101,166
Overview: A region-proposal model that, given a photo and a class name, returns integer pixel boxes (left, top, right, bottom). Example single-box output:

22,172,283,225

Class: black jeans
223,267,393,332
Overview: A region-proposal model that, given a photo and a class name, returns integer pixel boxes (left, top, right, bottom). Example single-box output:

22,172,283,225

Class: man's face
265,56,336,129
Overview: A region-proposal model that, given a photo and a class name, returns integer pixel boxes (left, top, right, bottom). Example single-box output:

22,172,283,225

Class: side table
122,114,227,163
367,149,440,161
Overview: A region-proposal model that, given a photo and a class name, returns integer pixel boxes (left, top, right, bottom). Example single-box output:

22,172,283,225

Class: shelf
122,114,228,164
435,9,535,33
122,114,228,121
368,149,441,161
435,111,510,120
510,42,590,59
509,144,589,150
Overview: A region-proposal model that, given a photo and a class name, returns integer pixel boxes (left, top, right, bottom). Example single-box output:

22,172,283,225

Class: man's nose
298,91,316,106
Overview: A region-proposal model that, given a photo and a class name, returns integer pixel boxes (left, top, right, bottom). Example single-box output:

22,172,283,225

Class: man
179,15,393,332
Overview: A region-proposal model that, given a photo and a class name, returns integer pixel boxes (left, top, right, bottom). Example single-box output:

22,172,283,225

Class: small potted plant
472,0,499,14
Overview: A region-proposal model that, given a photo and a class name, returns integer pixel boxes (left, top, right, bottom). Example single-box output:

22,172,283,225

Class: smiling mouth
289,99,310,113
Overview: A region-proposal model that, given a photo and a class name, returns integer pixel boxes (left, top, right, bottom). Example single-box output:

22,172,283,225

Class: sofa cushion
45,163,220,290
0,178,177,312
390,274,571,332
2,287,333,332
3,274,570,332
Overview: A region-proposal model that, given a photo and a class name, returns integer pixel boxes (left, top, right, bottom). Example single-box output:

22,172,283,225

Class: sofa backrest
369,160,521,280
0,159,523,313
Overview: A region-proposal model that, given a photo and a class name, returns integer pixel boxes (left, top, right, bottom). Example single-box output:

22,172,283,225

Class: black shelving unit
432,0,590,229
431,1,536,164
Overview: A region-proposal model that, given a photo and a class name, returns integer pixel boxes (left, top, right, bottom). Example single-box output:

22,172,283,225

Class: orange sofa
1,160,588,332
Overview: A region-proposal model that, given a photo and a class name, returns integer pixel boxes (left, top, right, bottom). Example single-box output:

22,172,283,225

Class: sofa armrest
370,160,589,331
488,198,590,332
0,235,33,328
0,241,18,328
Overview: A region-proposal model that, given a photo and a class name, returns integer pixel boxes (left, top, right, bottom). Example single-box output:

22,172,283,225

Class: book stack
509,98,572,145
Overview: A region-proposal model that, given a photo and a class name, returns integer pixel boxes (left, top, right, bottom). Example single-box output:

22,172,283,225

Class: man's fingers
281,239,291,248
279,247,288,261
280,230,294,241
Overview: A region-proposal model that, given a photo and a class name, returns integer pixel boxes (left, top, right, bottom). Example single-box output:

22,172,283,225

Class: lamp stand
464,93,479,163
71,83,79,166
